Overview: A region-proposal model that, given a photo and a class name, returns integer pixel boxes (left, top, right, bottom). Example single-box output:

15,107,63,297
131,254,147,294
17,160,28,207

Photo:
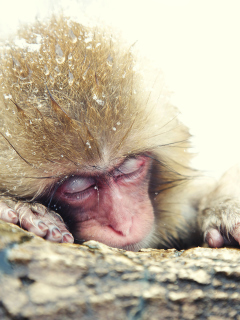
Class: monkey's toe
205,226,240,248
205,228,224,247
201,199,240,248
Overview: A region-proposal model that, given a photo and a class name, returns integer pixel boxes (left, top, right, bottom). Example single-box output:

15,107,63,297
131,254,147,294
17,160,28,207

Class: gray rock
0,220,240,319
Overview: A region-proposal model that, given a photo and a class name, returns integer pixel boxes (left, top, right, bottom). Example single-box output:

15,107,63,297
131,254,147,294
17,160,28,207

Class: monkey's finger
30,203,50,217
62,232,74,243
205,228,224,248
17,206,49,237
44,224,63,242
30,203,64,223
0,202,19,224
26,204,74,243
30,203,66,227
32,209,73,242
43,222,74,243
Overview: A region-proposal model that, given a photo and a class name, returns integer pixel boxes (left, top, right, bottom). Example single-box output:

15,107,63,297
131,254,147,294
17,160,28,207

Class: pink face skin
54,155,155,251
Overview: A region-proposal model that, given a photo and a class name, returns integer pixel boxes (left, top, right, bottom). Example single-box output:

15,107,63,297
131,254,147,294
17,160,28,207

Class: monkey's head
0,16,192,251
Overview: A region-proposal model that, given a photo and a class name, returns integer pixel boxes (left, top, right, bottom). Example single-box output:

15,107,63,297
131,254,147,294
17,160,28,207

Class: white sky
0,0,240,178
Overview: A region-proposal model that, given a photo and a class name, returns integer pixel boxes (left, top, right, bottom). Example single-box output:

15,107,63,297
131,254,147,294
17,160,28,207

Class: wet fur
0,16,200,248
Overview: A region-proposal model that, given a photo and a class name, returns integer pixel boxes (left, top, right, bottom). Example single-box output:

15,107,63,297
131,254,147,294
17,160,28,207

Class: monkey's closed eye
113,157,145,181
60,176,96,194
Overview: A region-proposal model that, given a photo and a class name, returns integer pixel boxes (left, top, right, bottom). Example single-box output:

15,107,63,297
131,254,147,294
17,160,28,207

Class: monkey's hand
199,165,240,248
0,197,74,243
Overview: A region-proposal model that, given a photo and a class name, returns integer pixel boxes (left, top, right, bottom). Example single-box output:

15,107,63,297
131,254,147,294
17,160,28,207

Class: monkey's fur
0,16,239,250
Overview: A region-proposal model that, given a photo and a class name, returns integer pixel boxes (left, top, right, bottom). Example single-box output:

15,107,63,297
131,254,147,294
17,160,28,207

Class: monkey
0,16,239,251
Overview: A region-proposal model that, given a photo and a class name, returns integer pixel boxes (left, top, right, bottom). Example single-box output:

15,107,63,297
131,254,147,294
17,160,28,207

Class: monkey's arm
198,164,240,247
0,198,74,243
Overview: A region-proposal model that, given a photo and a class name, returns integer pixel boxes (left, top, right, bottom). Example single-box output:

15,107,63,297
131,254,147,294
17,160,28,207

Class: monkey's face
53,155,155,251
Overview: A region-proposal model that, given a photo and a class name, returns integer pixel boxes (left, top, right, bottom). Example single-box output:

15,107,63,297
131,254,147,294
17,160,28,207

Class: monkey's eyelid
59,176,96,194
113,157,144,176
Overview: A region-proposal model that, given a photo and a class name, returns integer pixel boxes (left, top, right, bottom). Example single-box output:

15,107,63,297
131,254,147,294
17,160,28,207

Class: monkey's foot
0,199,74,243
202,200,240,248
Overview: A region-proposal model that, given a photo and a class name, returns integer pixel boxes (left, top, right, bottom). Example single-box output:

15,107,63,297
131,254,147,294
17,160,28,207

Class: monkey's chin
120,231,156,252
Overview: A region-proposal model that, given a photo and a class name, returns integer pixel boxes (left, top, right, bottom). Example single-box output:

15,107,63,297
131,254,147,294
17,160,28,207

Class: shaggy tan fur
0,16,196,247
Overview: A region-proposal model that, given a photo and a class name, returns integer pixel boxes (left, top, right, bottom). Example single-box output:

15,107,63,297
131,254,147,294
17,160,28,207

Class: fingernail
63,234,74,243
7,210,17,219
38,221,48,232
52,227,62,239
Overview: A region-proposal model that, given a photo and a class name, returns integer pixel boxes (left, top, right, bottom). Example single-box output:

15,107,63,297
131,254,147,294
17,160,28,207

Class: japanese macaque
0,16,239,251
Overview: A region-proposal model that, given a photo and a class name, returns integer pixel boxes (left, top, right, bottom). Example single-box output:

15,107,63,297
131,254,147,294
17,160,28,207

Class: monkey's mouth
108,225,127,236
73,216,154,251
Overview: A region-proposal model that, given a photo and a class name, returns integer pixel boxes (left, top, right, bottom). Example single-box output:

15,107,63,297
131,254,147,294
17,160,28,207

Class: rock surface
0,220,240,320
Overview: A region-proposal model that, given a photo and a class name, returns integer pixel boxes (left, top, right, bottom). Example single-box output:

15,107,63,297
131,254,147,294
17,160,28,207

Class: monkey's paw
0,198,74,243
201,200,240,248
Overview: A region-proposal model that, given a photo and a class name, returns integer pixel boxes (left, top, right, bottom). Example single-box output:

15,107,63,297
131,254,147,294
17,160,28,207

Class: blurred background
0,0,239,178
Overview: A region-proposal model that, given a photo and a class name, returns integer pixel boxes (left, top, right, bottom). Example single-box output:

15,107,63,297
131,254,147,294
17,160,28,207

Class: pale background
0,0,239,178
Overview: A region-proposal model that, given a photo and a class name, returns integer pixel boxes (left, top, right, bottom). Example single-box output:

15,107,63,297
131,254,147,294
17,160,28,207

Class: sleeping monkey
0,16,239,251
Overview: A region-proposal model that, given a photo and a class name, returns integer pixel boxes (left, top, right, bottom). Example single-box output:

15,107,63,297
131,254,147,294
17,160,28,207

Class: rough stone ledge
0,220,240,320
